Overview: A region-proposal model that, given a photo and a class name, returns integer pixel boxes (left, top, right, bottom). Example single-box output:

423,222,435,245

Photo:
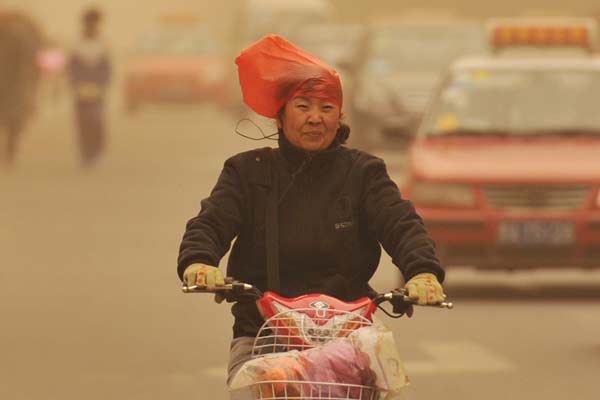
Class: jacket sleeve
177,156,246,280
361,155,445,282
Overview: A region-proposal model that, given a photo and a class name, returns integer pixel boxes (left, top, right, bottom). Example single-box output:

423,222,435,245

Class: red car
123,26,232,112
403,22,600,269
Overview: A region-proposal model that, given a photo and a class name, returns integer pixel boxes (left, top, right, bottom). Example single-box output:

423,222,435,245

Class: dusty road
2,95,600,400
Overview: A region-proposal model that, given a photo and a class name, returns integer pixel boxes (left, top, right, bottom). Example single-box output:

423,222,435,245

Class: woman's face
278,96,341,152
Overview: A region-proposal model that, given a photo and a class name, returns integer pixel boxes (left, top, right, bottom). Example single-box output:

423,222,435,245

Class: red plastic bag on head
235,34,343,118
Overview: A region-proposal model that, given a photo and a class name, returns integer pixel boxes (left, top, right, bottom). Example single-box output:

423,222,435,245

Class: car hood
410,137,600,182
126,56,224,75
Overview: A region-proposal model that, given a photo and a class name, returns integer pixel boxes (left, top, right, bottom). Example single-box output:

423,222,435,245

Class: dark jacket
178,135,444,337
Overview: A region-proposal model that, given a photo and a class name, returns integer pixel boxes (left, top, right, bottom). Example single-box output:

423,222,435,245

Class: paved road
2,99,599,400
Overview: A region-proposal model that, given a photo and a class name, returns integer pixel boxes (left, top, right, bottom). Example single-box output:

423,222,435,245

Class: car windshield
367,24,486,71
424,68,600,136
135,30,219,56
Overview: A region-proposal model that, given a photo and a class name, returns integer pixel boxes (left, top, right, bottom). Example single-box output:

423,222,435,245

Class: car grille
482,185,591,211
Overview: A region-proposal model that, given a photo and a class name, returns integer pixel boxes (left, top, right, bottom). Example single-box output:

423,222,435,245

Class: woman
177,35,445,384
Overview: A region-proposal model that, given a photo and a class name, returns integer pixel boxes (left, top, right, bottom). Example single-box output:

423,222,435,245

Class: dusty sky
3,0,600,51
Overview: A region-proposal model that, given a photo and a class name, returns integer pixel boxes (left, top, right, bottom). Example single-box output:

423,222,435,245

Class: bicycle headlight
410,182,476,208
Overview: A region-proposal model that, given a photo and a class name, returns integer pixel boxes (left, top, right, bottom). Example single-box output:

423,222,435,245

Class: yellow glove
405,273,445,306
183,263,226,304
183,263,225,290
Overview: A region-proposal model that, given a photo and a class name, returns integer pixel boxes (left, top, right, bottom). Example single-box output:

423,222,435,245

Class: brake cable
376,304,407,319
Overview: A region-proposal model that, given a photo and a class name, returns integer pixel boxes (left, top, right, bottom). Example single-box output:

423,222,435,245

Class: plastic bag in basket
349,317,410,398
229,318,408,400
229,339,377,399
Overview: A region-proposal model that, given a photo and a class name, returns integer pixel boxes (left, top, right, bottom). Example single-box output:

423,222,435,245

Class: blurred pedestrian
67,8,111,167
0,10,42,165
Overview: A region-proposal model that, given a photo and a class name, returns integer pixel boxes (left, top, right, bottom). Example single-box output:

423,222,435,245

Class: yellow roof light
487,18,598,51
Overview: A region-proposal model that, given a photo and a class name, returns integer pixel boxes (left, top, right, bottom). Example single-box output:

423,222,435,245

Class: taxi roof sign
487,17,598,52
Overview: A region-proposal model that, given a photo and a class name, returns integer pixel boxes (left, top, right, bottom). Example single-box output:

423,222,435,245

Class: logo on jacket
334,221,354,231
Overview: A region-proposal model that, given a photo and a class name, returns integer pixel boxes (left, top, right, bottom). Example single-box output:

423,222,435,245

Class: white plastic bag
349,317,410,399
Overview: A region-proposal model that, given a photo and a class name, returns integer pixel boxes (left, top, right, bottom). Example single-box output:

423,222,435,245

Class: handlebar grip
397,294,454,309
182,285,201,293
408,297,454,309
181,282,258,295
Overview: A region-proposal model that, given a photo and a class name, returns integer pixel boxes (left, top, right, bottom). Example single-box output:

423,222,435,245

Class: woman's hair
276,109,351,144
336,123,350,144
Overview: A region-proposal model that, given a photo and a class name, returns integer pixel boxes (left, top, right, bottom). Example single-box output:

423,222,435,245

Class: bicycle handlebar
372,290,454,310
181,280,454,310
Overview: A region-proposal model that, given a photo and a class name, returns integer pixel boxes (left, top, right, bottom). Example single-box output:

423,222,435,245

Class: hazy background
2,1,600,399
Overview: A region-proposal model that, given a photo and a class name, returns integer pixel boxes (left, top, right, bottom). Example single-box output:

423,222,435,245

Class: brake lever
387,290,454,309
181,280,263,305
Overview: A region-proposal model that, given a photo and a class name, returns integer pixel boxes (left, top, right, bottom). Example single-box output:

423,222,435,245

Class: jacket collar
277,131,341,173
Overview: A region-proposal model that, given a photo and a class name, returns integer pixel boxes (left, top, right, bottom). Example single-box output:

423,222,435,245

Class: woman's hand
404,273,445,305
183,263,225,290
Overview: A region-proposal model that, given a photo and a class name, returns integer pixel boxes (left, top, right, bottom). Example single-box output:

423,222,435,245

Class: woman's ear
276,118,283,129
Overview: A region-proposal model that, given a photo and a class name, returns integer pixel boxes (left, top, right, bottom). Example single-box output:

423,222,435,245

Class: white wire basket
250,379,380,400
229,306,387,400
252,308,374,356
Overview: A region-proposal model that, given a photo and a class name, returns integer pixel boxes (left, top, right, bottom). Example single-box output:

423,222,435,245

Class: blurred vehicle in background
352,16,487,150
293,22,366,70
404,18,600,271
123,14,231,113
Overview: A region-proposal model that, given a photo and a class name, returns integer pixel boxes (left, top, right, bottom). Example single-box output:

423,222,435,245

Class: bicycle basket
252,308,373,356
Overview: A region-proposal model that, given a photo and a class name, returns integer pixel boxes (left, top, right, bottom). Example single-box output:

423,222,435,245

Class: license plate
497,221,575,245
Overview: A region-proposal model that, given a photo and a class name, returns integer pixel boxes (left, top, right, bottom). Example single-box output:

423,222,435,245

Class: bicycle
183,278,453,400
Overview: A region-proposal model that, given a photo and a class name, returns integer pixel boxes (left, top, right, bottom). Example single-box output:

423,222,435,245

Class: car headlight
410,182,476,208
